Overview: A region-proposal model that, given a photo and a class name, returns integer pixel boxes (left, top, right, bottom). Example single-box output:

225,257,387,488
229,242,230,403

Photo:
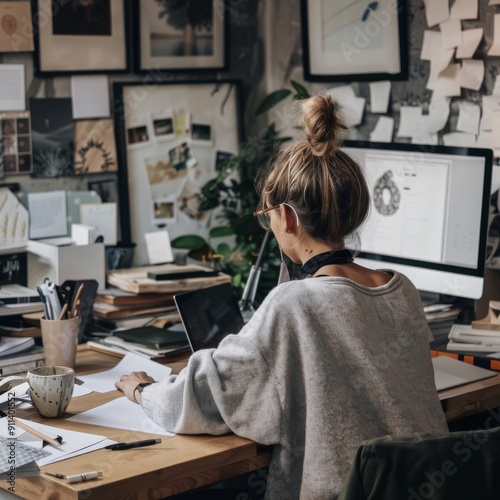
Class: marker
105,438,161,451
45,472,65,479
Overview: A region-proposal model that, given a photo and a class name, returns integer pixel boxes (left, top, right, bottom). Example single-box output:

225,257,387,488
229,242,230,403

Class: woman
116,94,448,499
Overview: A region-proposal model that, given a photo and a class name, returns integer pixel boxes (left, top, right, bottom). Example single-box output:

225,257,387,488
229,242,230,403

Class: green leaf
171,235,207,250
255,89,292,116
209,226,234,238
290,80,310,99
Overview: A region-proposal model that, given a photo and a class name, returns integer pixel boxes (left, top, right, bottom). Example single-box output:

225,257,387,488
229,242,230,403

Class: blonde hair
257,94,370,244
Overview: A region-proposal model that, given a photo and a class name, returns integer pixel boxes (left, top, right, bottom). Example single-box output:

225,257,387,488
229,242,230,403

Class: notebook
432,356,497,391
174,283,245,353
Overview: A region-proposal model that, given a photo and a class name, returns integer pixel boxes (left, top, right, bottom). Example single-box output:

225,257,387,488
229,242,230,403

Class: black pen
105,438,162,450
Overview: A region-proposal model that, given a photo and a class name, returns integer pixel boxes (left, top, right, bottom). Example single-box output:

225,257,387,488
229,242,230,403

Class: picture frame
133,0,228,73
113,80,242,265
300,0,408,82
32,0,131,75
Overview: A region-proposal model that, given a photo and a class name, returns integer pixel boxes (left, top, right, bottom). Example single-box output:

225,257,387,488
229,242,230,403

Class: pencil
15,419,63,447
58,302,68,320
71,283,85,318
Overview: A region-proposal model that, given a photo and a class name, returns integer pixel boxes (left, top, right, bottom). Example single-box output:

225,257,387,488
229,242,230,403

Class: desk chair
337,427,500,500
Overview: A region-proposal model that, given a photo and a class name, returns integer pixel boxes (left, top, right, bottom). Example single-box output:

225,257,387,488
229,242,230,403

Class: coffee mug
0,366,75,418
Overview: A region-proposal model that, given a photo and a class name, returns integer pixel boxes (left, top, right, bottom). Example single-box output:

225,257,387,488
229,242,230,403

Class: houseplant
171,81,311,301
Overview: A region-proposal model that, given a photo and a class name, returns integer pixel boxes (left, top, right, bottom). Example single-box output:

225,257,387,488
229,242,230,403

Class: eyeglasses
253,203,299,232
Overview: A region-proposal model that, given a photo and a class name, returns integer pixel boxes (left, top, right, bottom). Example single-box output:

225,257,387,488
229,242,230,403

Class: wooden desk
1,346,272,500
4,346,500,499
438,373,500,422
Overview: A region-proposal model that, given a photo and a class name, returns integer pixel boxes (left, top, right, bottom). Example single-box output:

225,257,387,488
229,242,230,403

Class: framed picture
300,0,408,82
134,0,228,73
32,0,130,75
113,80,242,264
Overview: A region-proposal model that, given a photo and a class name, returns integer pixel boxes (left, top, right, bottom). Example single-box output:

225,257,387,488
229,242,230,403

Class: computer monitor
343,141,493,300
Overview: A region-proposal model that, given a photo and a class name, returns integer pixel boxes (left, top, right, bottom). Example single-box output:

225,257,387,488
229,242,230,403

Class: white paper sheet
455,28,483,58
27,191,68,239
397,106,423,138
423,0,449,27
0,418,110,466
80,202,117,246
326,86,365,126
145,230,174,265
442,132,477,147
480,96,500,131
68,397,175,436
77,352,172,393
420,31,441,61
450,0,478,20
492,110,500,151
427,95,451,133
488,14,500,56
458,59,484,91
456,102,481,135
369,117,394,143
439,19,463,49
0,64,25,111
433,63,461,97
71,75,110,119
369,81,391,114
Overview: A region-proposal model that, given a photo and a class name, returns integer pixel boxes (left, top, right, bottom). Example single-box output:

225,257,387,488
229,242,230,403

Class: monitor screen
343,141,493,300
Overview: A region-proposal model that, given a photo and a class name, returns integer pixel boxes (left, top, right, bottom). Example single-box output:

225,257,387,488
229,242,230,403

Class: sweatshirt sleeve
140,329,282,445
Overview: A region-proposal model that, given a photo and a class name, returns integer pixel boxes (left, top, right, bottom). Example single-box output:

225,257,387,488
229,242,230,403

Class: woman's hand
115,371,155,404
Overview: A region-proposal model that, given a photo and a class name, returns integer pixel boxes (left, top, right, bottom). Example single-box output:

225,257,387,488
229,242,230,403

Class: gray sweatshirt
141,271,448,498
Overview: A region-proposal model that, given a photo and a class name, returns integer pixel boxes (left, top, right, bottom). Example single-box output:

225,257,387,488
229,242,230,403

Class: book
147,266,220,281
448,324,500,348
0,284,41,304
114,326,189,350
0,336,35,357
92,301,176,319
86,339,190,363
430,338,500,372
96,288,175,306
0,345,45,376
107,264,231,294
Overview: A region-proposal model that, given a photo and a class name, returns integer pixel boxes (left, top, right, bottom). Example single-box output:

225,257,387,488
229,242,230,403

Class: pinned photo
152,109,175,142
168,143,197,171
190,118,213,146
126,116,152,150
215,150,235,172
179,180,210,222
174,112,190,138
153,199,176,224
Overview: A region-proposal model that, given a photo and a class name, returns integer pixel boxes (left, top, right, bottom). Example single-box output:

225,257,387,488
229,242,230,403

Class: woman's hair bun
301,94,348,156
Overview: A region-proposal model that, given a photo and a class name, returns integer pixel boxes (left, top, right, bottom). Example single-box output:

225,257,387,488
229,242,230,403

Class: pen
105,438,162,450
15,419,63,447
45,472,65,479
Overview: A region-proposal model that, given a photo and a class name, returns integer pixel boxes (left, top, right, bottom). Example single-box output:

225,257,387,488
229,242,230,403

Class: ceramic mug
0,366,75,418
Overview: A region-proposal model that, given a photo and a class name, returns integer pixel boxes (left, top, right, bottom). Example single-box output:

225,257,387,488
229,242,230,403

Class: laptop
174,283,245,353
432,356,497,391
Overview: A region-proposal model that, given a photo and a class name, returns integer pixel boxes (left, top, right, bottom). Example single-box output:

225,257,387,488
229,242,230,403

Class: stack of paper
448,324,500,352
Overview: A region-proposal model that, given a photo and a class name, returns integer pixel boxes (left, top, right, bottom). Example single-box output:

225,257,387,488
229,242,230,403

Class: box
27,240,105,288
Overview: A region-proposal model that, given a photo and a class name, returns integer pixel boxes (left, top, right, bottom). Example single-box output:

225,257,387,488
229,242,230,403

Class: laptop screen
174,283,245,352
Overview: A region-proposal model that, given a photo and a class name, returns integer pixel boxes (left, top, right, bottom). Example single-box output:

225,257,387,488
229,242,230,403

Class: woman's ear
281,205,298,234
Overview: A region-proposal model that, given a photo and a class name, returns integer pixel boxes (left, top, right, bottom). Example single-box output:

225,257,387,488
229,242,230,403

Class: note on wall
0,64,24,111
0,188,28,250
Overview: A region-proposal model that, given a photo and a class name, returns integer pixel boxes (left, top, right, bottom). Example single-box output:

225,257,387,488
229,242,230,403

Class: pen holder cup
40,316,80,369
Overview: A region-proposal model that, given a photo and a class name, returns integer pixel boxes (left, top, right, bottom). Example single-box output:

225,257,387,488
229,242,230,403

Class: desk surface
2,346,271,500
3,346,500,499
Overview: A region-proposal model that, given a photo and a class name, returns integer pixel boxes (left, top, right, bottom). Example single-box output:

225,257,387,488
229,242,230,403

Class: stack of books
0,337,45,376
447,324,500,352
424,303,462,342
93,288,178,320
87,325,190,361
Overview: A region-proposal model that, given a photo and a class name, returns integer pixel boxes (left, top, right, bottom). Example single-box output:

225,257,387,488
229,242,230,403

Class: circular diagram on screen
373,170,400,216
